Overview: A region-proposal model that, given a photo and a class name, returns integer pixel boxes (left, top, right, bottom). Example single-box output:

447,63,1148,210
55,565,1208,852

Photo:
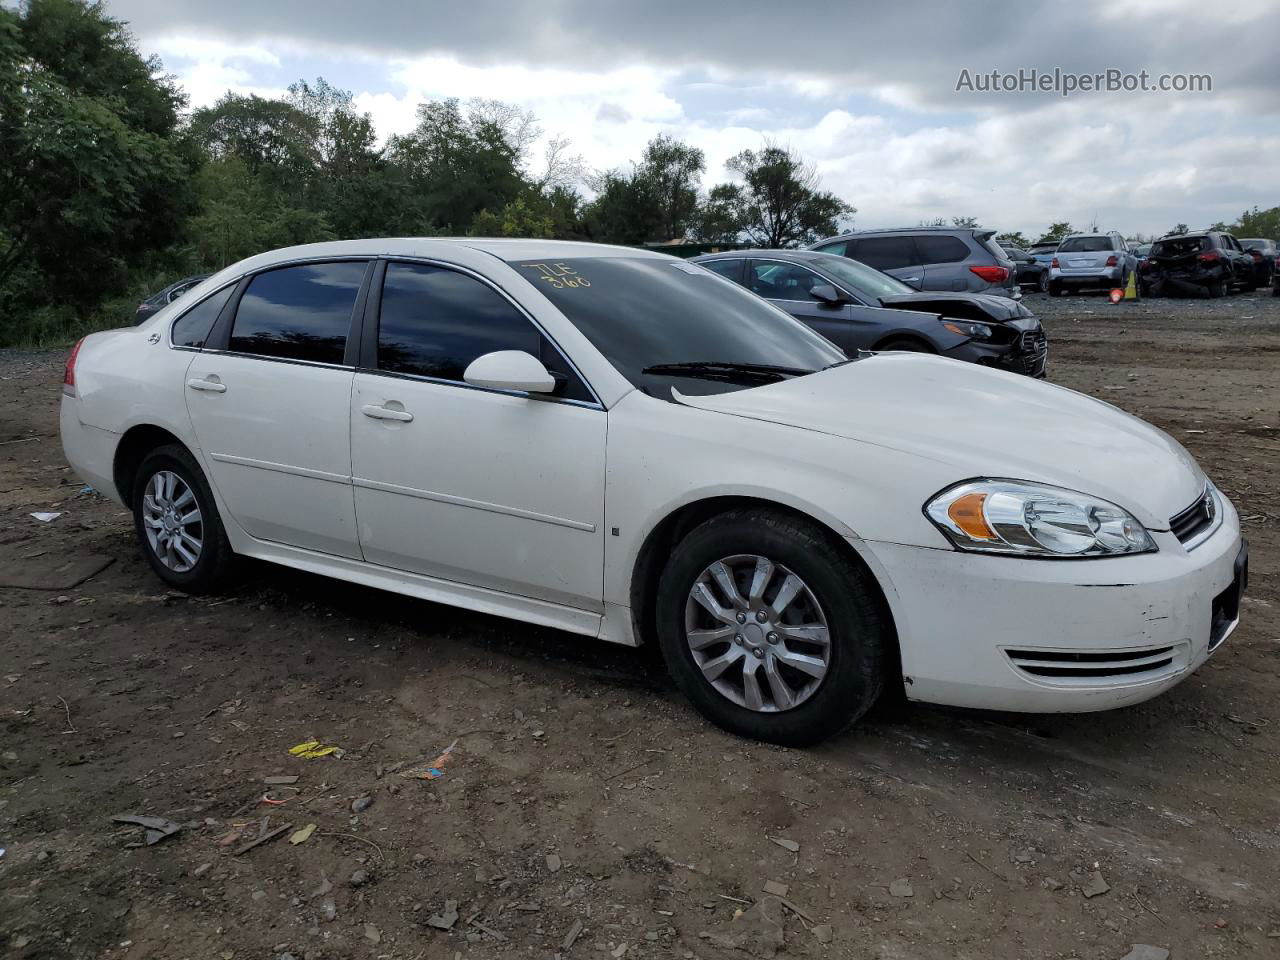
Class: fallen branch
319,830,385,861
233,822,292,856
57,696,76,734
965,851,1008,883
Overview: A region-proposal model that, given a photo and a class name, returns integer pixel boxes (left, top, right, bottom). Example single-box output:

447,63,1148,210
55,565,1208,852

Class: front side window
171,285,234,349
810,254,913,300
811,240,846,257
848,236,919,270
508,257,844,398
229,261,367,364
377,262,591,401
750,262,827,300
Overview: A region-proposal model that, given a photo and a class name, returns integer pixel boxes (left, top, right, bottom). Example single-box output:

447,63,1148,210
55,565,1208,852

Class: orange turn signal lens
947,492,997,540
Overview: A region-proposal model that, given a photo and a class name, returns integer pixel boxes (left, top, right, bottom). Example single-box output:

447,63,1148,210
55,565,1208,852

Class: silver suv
1048,232,1137,296
807,226,1021,299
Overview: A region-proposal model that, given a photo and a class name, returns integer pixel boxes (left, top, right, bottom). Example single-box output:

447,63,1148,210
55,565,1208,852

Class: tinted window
810,254,914,300
848,236,918,270
1003,246,1028,259
812,240,846,257
171,285,234,349
229,261,366,364
378,262,591,402
916,235,971,264
1058,236,1114,253
700,259,744,284
507,257,844,399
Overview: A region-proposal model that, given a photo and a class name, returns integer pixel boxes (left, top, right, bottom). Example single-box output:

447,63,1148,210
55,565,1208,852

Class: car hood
672,354,1204,529
877,292,1034,323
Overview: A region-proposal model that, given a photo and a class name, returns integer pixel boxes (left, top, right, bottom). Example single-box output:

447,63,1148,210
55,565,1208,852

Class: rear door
845,236,924,288
185,260,369,559
915,234,974,291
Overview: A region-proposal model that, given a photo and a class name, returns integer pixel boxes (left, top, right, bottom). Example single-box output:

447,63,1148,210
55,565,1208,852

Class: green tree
581,167,663,245
1234,205,1280,238
951,216,980,228
637,134,704,241
0,0,195,313
691,183,746,243
722,143,854,248
1168,222,1190,236
1035,222,1075,244
996,230,1030,248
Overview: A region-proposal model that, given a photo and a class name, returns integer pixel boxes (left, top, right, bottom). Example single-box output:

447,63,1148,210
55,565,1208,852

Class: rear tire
1036,271,1049,293
132,444,235,594
655,509,889,746
1208,279,1226,298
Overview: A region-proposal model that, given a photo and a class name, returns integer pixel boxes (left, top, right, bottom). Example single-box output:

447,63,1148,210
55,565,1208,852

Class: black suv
1140,232,1254,297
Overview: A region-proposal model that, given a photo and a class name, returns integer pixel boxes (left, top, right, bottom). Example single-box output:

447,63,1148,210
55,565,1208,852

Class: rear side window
916,235,971,264
171,285,234,349
811,240,846,257
229,261,366,364
699,259,745,284
848,236,918,270
377,262,591,402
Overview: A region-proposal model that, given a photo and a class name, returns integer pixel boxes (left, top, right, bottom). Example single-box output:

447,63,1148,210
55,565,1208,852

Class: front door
184,260,369,559
349,260,607,610
747,260,859,353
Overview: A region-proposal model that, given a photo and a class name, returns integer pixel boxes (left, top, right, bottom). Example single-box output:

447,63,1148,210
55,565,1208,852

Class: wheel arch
870,333,936,353
113,424,188,507
628,494,901,686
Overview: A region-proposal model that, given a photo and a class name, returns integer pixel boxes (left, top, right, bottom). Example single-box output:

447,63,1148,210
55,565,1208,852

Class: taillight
1105,255,1118,267
1197,251,1221,263
1140,260,1153,271
969,265,1009,284
1051,257,1060,269
1250,251,1262,262
63,337,85,397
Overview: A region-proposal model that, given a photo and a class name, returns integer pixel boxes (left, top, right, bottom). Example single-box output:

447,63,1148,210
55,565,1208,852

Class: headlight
925,480,1156,557
940,318,993,340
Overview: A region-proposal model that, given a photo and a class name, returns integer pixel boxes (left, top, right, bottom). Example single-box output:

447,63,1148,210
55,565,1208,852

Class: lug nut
734,634,743,644
736,612,747,624
755,610,768,622
767,632,779,644
752,648,764,658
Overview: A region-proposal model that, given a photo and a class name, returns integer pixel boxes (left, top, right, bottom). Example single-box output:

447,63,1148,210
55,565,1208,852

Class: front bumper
858,501,1244,713
943,325,1047,377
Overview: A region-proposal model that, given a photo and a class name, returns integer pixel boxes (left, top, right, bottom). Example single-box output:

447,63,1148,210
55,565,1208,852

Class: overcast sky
110,0,1278,240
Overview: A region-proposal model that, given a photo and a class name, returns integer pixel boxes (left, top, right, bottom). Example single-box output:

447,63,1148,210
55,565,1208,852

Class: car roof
692,249,828,263
1061,233,1113,240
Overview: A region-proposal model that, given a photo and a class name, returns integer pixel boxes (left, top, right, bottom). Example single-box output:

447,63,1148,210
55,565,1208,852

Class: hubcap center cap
744,623,766,647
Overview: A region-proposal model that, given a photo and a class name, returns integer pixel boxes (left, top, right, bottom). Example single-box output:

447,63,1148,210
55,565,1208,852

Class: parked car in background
1132,242,1153,272
60,238,1245,745
808,226,1021,299
1048,233,1137,296
1237,238,1278,289
135,274,209,324
1027,242,1059,267
1141,232,1253,297
692,250,1047,376
1000,244,1051,293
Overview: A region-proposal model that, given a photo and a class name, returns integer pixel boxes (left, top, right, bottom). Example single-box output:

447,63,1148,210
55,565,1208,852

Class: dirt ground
2,290,1278,960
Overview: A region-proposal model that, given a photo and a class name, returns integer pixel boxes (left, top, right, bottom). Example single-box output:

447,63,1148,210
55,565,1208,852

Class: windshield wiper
641,361,815,384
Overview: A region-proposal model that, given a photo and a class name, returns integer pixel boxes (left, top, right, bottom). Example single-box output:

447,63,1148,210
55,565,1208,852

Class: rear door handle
361,404,413,423
187,377,226,393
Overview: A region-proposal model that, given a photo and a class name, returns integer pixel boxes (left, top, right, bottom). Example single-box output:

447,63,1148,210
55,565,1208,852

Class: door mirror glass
809,283,846,305
463,350,556,394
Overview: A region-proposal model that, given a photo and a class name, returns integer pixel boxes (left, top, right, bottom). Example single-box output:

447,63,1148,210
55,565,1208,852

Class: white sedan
60,239,1247,744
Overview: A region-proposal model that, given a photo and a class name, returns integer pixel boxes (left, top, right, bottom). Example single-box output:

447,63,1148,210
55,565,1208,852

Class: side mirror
810,283,848,305
463,351,556,394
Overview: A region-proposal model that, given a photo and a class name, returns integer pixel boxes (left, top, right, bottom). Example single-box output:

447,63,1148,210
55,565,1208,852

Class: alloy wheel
141,470,204,573
683,554,831,712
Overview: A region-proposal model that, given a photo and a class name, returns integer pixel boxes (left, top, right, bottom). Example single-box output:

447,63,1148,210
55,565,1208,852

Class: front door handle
361,404,413,423
187,377,226,393
901,276,920,283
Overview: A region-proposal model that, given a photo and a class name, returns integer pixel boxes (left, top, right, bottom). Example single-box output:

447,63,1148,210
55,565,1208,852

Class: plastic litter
289,740,344,759
30,512,61,523
402,739,458,780
113,814,181,847
289,823,317,845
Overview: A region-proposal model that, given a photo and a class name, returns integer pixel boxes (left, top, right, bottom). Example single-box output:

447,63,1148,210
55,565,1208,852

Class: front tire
132,444,234,593
876,338,933,353
655,509,889,746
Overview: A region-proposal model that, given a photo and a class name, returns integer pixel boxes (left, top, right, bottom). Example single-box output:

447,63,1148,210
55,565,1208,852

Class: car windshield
509,257,845,398
1151,236,1209,257
807,254,914,300
1058,236,1114,253
1029,245,1057,255
1239,238,1269,250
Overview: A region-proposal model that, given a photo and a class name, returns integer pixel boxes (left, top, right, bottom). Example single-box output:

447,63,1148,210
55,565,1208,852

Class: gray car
1048,232,1137,296
691,250,1048,376
806,226,1022,299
